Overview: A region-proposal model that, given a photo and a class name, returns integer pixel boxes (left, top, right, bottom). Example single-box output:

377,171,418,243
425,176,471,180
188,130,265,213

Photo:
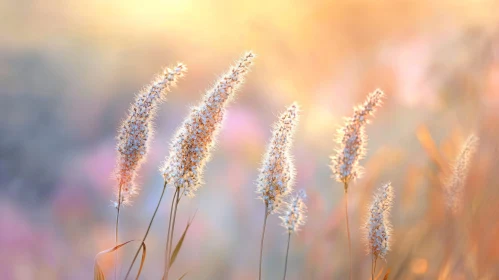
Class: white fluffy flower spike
280,190,307,234
365,182,394,260
161,52,255,197
331,89,384,189
115,63,186,205
257,102,300,214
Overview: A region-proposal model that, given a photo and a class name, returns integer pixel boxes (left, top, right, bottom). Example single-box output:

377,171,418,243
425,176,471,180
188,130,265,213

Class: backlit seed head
257,103,300,214
280,190,307,234
115,63,186,206
161,52,255,197
331,89,384,187
445,134,479,214
364,182,394,260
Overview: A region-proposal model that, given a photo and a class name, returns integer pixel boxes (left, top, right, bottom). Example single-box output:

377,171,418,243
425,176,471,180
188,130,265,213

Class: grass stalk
371,254,378,280
115,207,120,280
283,232,291,280
259,208,269,280
164,188,182,280
344,182,352,280
164,187,178,276
168,190,181,259
115,186,122,280
372,255,378,280
124,180,168,279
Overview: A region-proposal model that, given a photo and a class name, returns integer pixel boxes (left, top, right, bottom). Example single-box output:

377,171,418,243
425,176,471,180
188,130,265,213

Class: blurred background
1,0,499,279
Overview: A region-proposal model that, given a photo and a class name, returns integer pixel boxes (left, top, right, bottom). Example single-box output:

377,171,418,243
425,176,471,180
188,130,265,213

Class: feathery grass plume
445,134,479,213
280,189,308,234
330,89,384,189
115,63,186,206
330,89,384,280
281,189,307,280
161,52,254,197
257,103,300,214
114,63,185,280
257,102,299,280
160,52,254,280
365,183,394,261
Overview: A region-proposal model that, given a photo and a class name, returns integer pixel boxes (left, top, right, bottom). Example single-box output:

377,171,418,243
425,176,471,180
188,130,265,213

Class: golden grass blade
416,124,448,173
383,270,391,280
169,212,197,267
135,242,147,280
177,272,188,280
94,264,106,280
373,266,386,280
94,240,135,280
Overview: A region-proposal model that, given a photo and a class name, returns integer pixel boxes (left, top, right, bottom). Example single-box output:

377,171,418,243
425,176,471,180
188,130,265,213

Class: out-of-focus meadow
1,0,499,279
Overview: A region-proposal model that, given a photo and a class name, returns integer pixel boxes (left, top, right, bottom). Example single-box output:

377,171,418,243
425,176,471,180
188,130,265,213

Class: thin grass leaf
94,264,105,280
416,124,447,172
134,242,147,280
94,240,135,280
383,269,391,280
169,211,197,267
374,266,387,280
177,272,188,280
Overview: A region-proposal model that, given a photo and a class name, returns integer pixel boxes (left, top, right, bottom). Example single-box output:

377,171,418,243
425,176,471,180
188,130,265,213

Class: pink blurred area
1,0,499,279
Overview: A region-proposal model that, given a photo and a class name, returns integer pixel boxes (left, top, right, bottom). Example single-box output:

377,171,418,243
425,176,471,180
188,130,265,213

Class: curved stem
344,182,352,280
115,185,123,280
259,208,269,280
124,181,168,279
164,188,180,280
283,232,291,280
163,188,178,278
115,204,121,280
169,190,181,258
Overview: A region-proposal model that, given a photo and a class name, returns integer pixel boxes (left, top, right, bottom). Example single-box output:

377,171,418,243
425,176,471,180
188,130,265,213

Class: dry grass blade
135,242,147,280
372,267,386,280
416,124,448,173
169,211,197,267
383,269,391,280
94,265,106,280
177,272,188,280
94,240,135,280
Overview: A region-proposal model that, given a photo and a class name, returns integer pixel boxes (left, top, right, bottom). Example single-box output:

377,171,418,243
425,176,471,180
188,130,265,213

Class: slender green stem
115,185,123,280
259,208,269,280
124,181,168,279
344,182,352,280
163,187,178,278
164,188,181,280
115,203,121,280
283,232,291,280
371,254,374,280
169,190,181,259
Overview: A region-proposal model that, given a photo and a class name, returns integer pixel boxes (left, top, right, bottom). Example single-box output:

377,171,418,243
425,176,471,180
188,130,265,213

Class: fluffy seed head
115,63,187,206
445,134,479,213
331,89,384,187
280,189,307,234
364,182,394,260
257,103,300,214
161,52,255,197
